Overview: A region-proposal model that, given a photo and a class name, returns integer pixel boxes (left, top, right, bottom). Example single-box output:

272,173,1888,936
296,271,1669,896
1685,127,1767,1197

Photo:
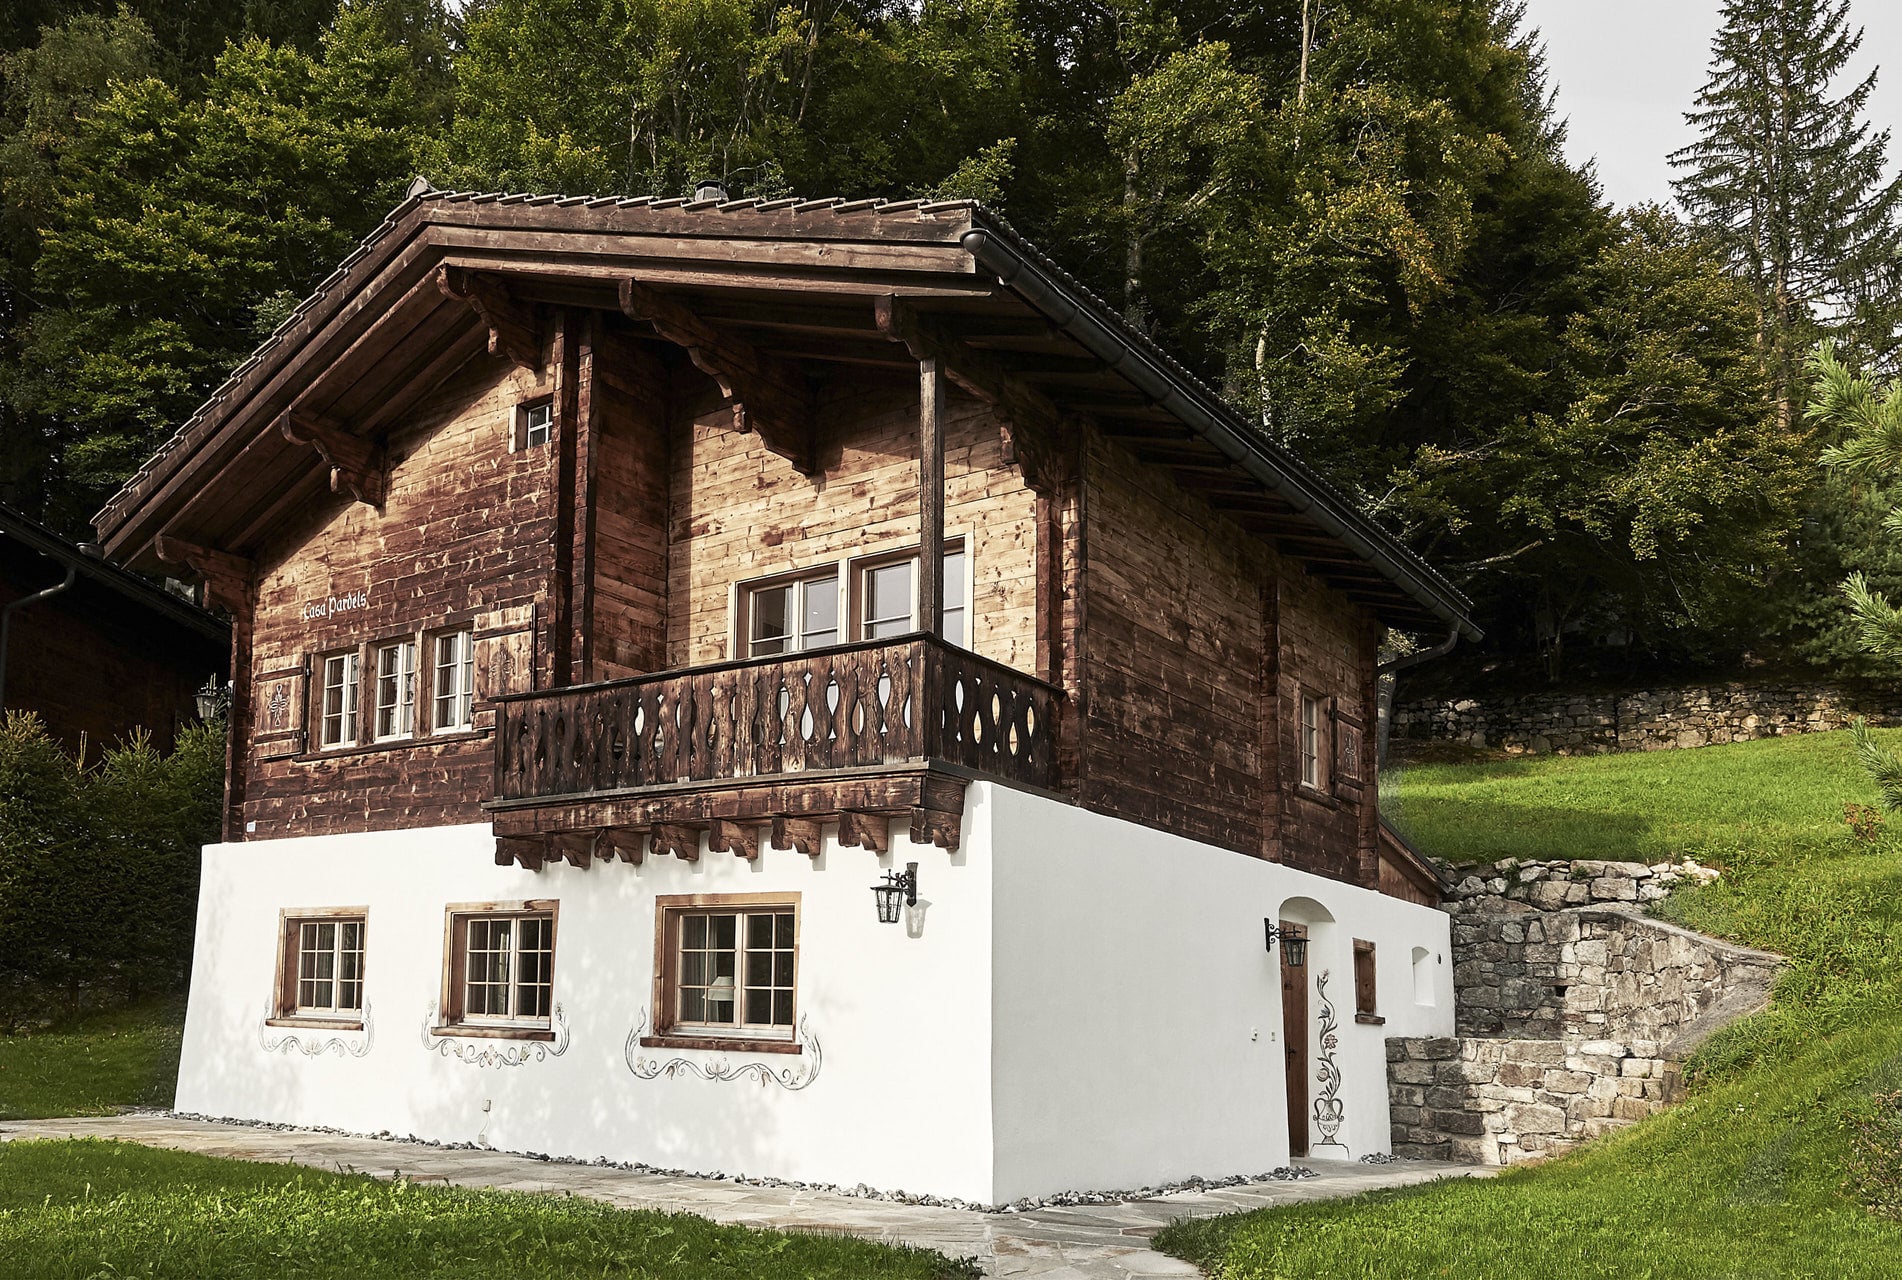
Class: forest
3,0,1899,686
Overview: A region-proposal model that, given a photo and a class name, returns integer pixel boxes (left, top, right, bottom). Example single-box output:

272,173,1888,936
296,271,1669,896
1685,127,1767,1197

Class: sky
1519,0,1902,211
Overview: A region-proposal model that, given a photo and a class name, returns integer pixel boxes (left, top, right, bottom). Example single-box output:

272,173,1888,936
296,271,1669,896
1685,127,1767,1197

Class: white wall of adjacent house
986,785,1456,1203
175,783,1453,1205
175,808,1000,1203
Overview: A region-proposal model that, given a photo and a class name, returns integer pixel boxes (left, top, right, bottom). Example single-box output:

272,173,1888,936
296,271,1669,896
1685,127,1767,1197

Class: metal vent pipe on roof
694,179,728,203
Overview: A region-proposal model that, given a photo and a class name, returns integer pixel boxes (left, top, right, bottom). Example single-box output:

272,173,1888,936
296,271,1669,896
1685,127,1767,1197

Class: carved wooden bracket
551,830,599,869
279,411,386,507
909,806,962,851
495,835,547,871
709,818,759,861
437,264,539,369
620,279,817,474
603,828,646,864
770,815,823,858
874,295,1077,493
650,822,704,862
153,535,254,613
836,810,889,854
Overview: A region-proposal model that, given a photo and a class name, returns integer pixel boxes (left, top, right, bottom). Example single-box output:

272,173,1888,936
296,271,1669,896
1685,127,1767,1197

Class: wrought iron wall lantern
872,863,919,924
195,675,229,722
1264,920,1308,966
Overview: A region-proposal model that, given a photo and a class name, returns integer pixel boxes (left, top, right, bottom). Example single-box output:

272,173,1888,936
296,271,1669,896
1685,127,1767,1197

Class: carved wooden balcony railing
492,634,1060,808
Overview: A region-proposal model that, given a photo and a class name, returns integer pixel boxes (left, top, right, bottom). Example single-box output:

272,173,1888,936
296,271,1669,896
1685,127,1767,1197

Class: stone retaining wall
1387,860,1781,1166
1393,680,1902,755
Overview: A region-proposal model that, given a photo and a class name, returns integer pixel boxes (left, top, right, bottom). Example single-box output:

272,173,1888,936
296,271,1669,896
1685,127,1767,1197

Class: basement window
438,902,557,1037
647,894,800,1050
272,911,366,1026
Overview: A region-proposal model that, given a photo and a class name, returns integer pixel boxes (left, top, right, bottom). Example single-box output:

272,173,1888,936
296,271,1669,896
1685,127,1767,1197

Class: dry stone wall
1393,680,1902,756
1387,859,1780,1166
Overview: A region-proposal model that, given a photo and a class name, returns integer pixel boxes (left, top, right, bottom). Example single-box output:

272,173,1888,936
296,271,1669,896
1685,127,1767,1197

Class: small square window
518,401,553,449
439,903,557,1034
274,912,367,1023
320,650,360,749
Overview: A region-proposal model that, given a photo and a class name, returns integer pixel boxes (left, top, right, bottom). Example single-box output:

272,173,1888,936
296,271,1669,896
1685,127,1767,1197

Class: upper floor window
517,400,553,450
853,543,969,646
374,639,417,740
1299,692,1328,789
320,651,360,748
433,629,474,733
745,573,839,657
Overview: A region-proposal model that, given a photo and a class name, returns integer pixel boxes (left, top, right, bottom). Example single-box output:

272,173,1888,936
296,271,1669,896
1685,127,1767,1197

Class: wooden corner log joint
278,411,387,507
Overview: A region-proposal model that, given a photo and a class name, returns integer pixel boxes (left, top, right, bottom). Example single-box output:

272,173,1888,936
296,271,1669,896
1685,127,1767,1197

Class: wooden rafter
619,279,817,474
153,535,253,613
436,264,539,368
873,295,1075,493
278,411,386,507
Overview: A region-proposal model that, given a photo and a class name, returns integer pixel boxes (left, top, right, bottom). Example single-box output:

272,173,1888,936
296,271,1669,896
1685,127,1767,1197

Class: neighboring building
1,503,226,756
93,188,1473,1204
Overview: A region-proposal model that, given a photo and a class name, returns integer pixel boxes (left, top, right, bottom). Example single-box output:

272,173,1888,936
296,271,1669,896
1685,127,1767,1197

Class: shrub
0,711,222,1028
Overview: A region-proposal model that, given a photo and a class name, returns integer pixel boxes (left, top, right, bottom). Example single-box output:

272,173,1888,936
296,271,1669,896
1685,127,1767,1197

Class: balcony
488,634,1061,867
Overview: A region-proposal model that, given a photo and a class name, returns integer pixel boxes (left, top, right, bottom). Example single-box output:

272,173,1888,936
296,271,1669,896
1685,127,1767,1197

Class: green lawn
1157,729,1902,1280
0,1139,976,1279
0,998,184,1119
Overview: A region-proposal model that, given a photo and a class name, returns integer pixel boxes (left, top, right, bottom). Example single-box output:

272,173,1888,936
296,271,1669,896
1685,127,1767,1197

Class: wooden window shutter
1353,939,1377,1015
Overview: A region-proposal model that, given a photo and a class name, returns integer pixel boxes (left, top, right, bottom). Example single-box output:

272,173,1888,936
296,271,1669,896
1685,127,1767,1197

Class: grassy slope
0,999,183,1120
0,1139,976,1279
1158,729,1902,1280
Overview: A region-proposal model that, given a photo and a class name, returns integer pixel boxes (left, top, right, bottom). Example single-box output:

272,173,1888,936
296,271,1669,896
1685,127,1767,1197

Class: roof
94,188,1477,638
1,503,228,643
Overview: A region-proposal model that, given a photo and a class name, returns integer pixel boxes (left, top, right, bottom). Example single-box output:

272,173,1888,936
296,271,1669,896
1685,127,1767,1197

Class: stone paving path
0,1115,1493,1278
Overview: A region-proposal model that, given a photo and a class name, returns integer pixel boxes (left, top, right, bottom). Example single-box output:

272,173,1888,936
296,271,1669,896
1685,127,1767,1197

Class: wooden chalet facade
97,188,1469,1202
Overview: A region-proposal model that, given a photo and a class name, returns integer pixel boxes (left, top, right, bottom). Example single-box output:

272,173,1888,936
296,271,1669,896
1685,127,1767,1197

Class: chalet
94,183,1472,1205
2,502,226,756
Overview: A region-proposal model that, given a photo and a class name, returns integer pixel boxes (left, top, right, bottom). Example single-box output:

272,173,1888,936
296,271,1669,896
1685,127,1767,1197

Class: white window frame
373,638,417,741
739,570,842,658
319,650,360,749
847,537,970,646
273,909,367,1026
653,895,799,1044
432,628,475,734
441,904,557,1033
516,399,553,450
1299,691,1327,789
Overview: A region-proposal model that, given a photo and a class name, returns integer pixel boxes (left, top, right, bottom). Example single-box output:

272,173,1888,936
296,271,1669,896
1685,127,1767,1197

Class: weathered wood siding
1076,431,1377,881
242,351,559,837
588,337,670,682
667,379,1040,671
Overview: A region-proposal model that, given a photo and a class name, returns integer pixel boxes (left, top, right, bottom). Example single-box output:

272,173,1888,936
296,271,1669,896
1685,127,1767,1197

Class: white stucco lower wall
176,806,998,1202
985,785,1455,1203
176,783,1452,1204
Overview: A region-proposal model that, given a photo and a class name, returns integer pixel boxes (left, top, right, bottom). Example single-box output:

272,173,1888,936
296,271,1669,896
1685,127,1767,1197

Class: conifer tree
1671,0,1902,428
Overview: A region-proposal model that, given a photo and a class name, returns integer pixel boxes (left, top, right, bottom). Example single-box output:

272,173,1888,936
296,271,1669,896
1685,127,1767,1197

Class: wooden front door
1280,922,1309,1157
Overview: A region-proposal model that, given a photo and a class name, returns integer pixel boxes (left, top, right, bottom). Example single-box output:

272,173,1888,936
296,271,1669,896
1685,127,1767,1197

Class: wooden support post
551,309,580,686
770,815,823,858
566,311,601,683
918,355,945,639
709,818,759,861
837,809,889,854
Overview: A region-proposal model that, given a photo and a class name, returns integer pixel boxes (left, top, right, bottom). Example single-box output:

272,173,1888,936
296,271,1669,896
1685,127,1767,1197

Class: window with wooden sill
646,893,801,1053
732,539,968,659
271,909,367,1029
436,902,558,1039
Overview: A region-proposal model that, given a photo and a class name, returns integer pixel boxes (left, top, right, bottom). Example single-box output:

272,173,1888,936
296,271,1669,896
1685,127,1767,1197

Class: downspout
0,553,84,711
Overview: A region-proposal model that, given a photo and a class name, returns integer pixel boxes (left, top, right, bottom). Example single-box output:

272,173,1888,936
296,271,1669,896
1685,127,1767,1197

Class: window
746,573,839,656
440,903,557,1033
374,639,417,740
273,911,366,1024
860,559,913,639
518,400,553,449
941,546,967,648
320,651,360,748
433,629,475,732
651,895,798,1045
1299,692,1327,789
1353,940,1379,1021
